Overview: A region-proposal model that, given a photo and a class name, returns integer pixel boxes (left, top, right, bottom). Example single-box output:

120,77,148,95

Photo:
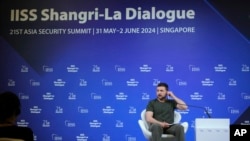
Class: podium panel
195,118,230,141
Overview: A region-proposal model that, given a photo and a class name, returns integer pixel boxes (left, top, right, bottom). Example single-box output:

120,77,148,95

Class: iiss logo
102,79,113,86
189,65,200,72
19,92,29,100
176,79,187,86
228,107,240,114
78,106,89,114
241,92,250,100
91,92,102,100
51,134,63,141
43,65,54,72
65,120,76,127
30,79,40,86
115,65,126,72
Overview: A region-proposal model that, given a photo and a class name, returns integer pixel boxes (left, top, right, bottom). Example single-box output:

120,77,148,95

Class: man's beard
157,95,166,100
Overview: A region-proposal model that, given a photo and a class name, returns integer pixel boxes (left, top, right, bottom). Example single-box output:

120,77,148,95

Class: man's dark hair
0,91,21,123
157,82,169,91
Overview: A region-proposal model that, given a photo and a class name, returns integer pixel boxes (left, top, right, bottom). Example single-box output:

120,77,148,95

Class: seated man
0,91,34,141
146,82,188,141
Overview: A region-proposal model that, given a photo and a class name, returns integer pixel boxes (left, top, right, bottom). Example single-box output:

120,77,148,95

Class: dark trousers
149,123,185,141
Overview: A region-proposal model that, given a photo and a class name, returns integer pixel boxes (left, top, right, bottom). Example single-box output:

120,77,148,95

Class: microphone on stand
178,103,212,118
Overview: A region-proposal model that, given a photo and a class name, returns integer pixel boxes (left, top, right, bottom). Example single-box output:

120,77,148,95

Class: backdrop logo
78,107,89,113
189,65,200,72
92,65,101,72
214,64,227,72
51,134,62,141
242,64,250,72
176,79,187,86
142,92,150,100
76,133,88,141
125,134,136,141
91,92,102,100
102,79,113,86
21,65,29,72
102,134,110,141
79,79,87,86
43,65,54,72
102,106,115,114
89,120,102,128
217,92,226,100
153,79,160,86
43,92,55,100
116,92,128,100
165,65,174,72
228,78,237,86
228,107,240,114
205,107,212,115
176,109,189,114
42,120,51,127
116,120,124,128
17,119,29,127
67,65,79,72
115,65,126,72
241,92,250,100
55,106,63,114
127,78,139,86
190,92,203,100
201,78,214,86
65,120,76,127
139,64,152,72
19,92,29,100
54,79,66,86
129,106,136,114
30,79,40,86
30,106,42,114
68,92,76,100
7,79,15,86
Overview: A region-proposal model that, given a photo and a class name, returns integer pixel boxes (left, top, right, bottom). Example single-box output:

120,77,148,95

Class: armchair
138,109,188,141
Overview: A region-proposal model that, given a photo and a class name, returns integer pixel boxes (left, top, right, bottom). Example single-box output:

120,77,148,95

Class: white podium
195,118,230,141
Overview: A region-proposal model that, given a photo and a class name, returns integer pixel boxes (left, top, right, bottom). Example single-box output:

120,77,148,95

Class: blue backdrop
0,0,249,141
